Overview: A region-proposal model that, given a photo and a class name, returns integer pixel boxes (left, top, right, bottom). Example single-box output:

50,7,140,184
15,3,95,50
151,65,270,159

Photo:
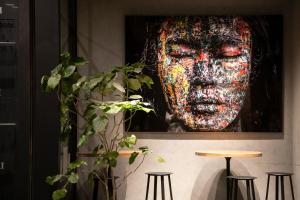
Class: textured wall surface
292,0,300,199
77,0,297,199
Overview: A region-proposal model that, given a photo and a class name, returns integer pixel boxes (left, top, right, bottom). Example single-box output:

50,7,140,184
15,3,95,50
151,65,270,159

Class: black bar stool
227,176,256,200
145,172,173,200
265,172,295,200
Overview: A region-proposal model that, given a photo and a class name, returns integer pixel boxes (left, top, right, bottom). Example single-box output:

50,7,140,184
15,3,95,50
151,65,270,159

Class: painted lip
194,98,221,104
189,96,225,105
189,97,225,114
189,99,221,114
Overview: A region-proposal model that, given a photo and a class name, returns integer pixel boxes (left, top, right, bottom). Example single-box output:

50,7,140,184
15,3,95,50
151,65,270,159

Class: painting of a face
157,17,252,131
125,15,283,132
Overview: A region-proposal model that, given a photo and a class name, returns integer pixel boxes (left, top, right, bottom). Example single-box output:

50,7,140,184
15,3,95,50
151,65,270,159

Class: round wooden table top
78,150,141,158
195,150,262,158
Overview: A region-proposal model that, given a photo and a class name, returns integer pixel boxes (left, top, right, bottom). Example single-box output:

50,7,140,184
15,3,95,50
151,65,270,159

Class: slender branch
110,116,124,150
116,155,146,189
97,132,109,152
71,101,86,120
109,116,118,150
126,110,137,132
91,170,107,188
56,83,62,102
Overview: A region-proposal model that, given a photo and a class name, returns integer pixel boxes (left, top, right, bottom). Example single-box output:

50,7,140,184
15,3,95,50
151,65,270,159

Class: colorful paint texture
157,17,251,131
125,16,283,132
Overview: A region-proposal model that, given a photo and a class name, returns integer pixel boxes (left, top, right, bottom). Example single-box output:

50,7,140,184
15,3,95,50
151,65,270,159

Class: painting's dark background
125,16,283,132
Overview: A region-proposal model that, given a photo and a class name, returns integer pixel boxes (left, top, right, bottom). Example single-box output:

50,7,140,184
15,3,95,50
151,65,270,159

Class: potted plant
41,52,154,200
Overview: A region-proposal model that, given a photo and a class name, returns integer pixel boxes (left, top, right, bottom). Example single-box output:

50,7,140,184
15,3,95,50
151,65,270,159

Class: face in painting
157,17,252,131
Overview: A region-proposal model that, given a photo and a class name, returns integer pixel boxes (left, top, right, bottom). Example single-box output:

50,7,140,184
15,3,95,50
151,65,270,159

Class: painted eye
168,44,196,58
219,45,242,57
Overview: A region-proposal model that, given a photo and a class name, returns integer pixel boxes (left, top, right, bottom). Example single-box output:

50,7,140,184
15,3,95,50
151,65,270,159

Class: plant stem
116,155,146,189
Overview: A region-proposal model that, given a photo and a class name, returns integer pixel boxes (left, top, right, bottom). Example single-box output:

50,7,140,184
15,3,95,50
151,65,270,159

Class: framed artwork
125,16,283,132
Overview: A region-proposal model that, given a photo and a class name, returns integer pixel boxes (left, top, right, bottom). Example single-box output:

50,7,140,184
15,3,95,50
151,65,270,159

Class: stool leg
289,176,295,200
92,178,99,200
226,157,232,200
230,179,234,200
228,179,233,200
145,175,150,200
265,174,270,200
280,176,285,200
275,176,279,200
246,180,251,200
234,180,238,200
168,175,173,200
251,180,256,200
154,176,157,200
161,176,165,200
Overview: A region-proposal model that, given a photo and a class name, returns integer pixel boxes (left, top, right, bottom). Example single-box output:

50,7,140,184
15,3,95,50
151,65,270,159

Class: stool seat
267,172,293,176
146,172,173,176
227,176,257,180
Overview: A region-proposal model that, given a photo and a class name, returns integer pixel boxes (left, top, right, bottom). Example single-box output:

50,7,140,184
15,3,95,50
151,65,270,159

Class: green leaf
88,77,103,90
84,104,97,120
52,189,67,200
51,64,63,75
60,103,69,125
133,68,142,73
102,151,118,167
87,172,95,189
83,124,95,136
68,172,79,184
60,52,70,61
47,74,61,89
156,156,166,163
129,152,139,165
112,82,125,93
108,151,119,159
138,75,154,88
46,175,63,185
101,77,114,95
60,123,72,142
61,81,74,96
128,78,141,91
68,160,87,171
77,134,87,147
41,75,49,91
60,103,69,115
129,95,143,99
109,158,117,167
129,62,145,73
139,146,150,154
92,115,108,133
141,106,152,113
63,65,76,78
105,105,122,114
102,87,114,95
74,57,88,66
72,76,87,92
119,135,136,149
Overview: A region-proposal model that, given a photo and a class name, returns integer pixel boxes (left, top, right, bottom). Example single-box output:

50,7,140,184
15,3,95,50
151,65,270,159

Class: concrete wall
292,0,300,198
77,0,297,199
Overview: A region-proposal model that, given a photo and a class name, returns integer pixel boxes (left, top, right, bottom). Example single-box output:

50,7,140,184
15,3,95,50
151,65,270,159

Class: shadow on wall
77,157,127,200
191,160,260,200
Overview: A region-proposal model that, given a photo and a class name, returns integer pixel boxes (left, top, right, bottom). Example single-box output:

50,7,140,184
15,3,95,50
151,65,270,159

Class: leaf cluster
41,52,154,200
